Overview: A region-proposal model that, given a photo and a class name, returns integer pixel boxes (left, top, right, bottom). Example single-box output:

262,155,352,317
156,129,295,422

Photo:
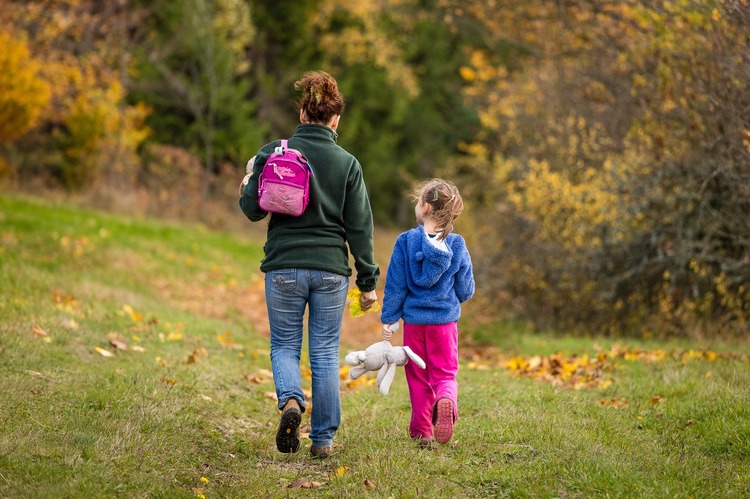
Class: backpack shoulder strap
273,139,288,155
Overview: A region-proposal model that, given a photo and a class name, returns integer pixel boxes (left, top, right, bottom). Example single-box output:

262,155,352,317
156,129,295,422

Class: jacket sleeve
454,237,475,303
342,160,379,291
239,145,273,222
380,236,408,324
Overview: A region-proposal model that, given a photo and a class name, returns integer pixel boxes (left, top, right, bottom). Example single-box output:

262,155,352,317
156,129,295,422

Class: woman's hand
359,290,377,311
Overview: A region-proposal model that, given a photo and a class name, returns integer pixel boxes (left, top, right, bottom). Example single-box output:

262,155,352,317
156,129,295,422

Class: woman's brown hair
413,179,464,241
294,71,345,124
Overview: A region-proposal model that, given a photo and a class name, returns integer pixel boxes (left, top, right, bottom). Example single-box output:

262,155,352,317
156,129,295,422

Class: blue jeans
265,268,348,448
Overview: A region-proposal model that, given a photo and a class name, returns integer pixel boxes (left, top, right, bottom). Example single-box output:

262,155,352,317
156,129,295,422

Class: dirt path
233,275,385,349
160,271,384,350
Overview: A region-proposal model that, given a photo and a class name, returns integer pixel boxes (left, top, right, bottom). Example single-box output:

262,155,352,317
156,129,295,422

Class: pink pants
403,322,459,439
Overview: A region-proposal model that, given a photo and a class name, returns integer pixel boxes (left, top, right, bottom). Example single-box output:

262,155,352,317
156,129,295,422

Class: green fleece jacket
239,124,379,292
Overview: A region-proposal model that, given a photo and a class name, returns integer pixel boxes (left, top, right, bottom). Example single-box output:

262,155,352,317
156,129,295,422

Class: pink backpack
258,139,313,217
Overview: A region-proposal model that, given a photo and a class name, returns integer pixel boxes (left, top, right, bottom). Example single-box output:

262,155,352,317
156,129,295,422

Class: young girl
380,179,475,446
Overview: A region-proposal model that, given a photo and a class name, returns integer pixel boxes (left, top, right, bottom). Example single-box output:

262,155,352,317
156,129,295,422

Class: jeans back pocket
269,269,297,293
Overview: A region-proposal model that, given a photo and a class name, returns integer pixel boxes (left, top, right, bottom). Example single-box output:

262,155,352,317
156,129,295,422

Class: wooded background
2,0,749,338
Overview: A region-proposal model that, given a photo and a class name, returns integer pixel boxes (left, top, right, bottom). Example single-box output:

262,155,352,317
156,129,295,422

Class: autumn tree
0,32,50,144
310,0,480,223
0,0,150,189
130,0,261,203
452,0,750,336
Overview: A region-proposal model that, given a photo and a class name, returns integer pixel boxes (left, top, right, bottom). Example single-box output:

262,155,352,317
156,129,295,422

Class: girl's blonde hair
413,178,464,241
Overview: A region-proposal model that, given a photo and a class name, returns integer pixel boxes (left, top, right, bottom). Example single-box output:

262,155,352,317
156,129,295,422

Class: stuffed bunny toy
344,338,426,395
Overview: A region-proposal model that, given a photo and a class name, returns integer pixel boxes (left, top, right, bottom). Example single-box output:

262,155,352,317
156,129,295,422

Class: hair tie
431,190,439,202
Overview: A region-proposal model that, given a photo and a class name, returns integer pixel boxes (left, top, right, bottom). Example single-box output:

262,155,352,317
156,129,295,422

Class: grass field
1,194,749,498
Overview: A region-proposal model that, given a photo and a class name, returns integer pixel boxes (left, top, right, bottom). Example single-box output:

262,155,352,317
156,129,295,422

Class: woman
240,70,379,459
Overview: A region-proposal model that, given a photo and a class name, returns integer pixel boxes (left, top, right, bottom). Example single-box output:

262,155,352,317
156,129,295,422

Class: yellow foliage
459,66,477,82
504,343,742,391
507,157,623,250
312,0,419,97
505,351,612,389
65,72,151,164
347,288,381,318
1,1,150,185
0,31,50,142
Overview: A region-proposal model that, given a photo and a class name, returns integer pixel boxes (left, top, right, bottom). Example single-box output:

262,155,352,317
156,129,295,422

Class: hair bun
295,71,345,124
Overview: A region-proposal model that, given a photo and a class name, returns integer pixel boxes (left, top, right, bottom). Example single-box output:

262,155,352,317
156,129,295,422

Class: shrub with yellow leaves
0,31,50,143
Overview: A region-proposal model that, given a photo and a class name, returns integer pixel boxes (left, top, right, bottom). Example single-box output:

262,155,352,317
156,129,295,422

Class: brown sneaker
433,398,455,444
310,446,333,459
276,408,301,453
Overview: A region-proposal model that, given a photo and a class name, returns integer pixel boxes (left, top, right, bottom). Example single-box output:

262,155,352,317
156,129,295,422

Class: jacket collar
295,124,338,142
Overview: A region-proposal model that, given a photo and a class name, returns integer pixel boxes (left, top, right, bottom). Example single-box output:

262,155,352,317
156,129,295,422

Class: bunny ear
379,364,397,395
403,346,426,369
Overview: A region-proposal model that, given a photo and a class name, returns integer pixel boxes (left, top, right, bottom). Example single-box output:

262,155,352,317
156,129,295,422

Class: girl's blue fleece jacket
381,225,475,325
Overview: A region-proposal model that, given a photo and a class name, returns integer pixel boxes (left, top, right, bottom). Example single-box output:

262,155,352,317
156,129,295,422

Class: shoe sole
276,409,301,453
434,398,454,444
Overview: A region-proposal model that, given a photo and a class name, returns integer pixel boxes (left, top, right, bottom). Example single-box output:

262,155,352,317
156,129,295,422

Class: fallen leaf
184,347,208,364
131,345,146,353
95,347,114,358
364,479,376,489
31,325,52,343
166,331,183,341
597,398,628,409
122,304,143,323
32,324,48,338
160,376,176,386
336,466,349,477
52,291,77,304
109,338,128,350
27,370,45,378
243,373,264,384
287,479,325,489
648,396,664,405
217,330,243,349
264,392,278,401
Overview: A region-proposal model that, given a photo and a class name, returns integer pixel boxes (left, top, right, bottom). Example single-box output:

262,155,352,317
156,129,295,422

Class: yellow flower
347,288,380,318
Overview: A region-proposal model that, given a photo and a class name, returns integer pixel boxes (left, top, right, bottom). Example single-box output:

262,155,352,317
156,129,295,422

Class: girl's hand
381,324,393,341
381,322,399,341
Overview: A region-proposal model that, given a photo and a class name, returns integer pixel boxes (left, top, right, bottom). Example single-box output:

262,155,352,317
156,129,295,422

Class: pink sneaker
433,398,455,444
